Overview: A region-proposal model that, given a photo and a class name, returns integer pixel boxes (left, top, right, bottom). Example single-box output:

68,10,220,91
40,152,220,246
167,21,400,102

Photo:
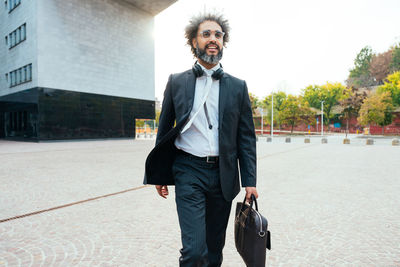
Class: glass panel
16,28,20,43
22,66,27,82
22,24,26,40
27,65,32,80
10,72,14,86
12,31,16,46
16,69,20,84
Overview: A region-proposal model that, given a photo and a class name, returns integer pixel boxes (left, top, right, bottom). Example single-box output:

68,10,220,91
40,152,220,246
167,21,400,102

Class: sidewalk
1,139,400,266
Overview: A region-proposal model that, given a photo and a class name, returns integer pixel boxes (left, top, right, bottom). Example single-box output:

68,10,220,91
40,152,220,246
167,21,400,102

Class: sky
154,0,400,101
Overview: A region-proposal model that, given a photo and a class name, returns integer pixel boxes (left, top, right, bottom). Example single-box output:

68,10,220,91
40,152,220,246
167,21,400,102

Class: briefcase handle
240,194,259,214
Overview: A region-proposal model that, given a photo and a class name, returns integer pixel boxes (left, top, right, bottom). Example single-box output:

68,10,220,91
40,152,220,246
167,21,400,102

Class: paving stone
0,138,399,266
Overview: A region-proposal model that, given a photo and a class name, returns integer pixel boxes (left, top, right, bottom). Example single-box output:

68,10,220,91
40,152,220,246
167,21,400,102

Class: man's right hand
155,185,169,199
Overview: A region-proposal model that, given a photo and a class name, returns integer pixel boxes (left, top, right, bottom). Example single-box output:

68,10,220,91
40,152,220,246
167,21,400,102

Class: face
192,20,224,66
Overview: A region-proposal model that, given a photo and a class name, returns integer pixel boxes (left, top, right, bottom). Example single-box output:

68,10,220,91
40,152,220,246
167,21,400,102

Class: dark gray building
0,0,176,140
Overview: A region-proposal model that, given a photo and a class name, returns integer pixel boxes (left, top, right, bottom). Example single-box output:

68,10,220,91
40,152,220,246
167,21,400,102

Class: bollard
392,139,399,146
285,137,291,143
366,138,374,145
321,138,328,144
343,138,350,144
267,137,272,142
256,136,259,142
304,138,310,143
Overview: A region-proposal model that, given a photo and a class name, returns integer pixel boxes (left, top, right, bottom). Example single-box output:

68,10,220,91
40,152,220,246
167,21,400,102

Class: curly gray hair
185,12,230,57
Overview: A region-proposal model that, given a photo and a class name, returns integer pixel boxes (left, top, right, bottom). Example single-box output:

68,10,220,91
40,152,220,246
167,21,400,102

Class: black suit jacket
144,69,256,201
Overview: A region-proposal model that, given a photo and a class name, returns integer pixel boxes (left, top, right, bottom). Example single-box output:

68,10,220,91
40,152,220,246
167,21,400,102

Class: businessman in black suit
144,12,258,267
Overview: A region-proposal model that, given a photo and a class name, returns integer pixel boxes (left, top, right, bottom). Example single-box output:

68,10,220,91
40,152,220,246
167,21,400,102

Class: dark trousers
172,153,232,267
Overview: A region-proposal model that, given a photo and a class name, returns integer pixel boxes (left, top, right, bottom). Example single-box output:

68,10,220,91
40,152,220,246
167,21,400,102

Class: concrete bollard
267,137,272,142
304,138,310,143
285,137,291,143
343,138,350,144
366,138,374,145
321,138,328,144
392,139,399,146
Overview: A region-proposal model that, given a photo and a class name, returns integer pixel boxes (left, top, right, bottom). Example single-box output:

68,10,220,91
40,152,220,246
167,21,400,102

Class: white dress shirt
174,63,221,157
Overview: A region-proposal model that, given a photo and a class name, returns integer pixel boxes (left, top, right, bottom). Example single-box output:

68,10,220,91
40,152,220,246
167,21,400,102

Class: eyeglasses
198,30,225,40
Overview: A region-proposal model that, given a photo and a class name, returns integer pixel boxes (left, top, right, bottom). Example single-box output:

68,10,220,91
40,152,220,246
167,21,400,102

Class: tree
358,92,394,134
346,46,376,88
302,82,348,129
369,50,393,85
262,91,287,129
248,93,259,115
339,87,367,137
390,44,400,72
280,95,314,134
377,71,400,107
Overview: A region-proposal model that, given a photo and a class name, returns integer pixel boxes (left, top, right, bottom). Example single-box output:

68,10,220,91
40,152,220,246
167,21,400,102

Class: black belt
177,149,219,163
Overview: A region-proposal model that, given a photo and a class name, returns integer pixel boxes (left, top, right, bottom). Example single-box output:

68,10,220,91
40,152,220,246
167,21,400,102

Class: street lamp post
321,101,324,136
260,108,263,136
271,92,274,138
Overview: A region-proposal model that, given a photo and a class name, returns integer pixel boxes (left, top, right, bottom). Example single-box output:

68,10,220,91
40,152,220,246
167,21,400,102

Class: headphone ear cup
192,64,203,77
212,68,224,80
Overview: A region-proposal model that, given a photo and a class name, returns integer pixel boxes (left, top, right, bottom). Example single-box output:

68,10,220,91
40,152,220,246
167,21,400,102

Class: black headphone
192,62,224,80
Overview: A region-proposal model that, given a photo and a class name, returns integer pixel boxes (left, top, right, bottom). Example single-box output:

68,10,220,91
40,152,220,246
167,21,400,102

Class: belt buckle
206,156,216,163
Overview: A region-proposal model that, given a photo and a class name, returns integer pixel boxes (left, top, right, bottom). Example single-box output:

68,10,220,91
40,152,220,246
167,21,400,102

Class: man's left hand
245,187,258,202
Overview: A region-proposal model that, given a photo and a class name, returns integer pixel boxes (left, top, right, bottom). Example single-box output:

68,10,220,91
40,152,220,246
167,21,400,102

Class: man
144,12,258,267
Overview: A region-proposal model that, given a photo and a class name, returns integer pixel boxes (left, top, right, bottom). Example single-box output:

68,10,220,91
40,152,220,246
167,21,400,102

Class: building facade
0,0,175,140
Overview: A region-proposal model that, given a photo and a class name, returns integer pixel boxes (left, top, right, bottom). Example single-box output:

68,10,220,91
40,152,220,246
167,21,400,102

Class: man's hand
245,187,258,203
155,185,169,199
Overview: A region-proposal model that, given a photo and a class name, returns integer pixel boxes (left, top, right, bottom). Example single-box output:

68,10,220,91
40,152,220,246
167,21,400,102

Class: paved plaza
0,136,400,266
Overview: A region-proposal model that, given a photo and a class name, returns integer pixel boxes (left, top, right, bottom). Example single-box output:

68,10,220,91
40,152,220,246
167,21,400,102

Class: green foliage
349,46,373,77
358,92,394,132
302,82,348,126
136,120,144,127
262,91,287,127
249,93,259,114
347,46,376,88
155,110,161,126
279,95,315,133
378,71,400,107
390,44,400,72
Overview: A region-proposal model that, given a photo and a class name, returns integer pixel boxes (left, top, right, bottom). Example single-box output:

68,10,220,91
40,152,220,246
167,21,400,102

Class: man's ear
192,38,197,49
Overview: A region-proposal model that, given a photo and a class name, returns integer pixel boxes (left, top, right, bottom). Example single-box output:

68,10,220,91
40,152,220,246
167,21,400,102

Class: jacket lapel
218,75,229,130
185,71,196,116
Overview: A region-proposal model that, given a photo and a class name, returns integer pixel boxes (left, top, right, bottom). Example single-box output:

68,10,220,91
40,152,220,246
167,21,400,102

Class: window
8,0,20,12
8,23,26,49
27,64,31,80
22,66,26,81
16,27,20,43
21,24,26,40
8,63,32,87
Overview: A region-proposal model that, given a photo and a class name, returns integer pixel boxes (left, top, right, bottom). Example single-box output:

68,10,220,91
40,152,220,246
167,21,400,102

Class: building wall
36,0,155,101
0,0,38,96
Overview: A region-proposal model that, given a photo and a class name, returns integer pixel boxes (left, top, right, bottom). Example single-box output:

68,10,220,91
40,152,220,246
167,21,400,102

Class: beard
195,44,223,65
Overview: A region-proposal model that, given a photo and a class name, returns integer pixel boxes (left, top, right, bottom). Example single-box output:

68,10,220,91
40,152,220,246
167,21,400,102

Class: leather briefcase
234,194,271,267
